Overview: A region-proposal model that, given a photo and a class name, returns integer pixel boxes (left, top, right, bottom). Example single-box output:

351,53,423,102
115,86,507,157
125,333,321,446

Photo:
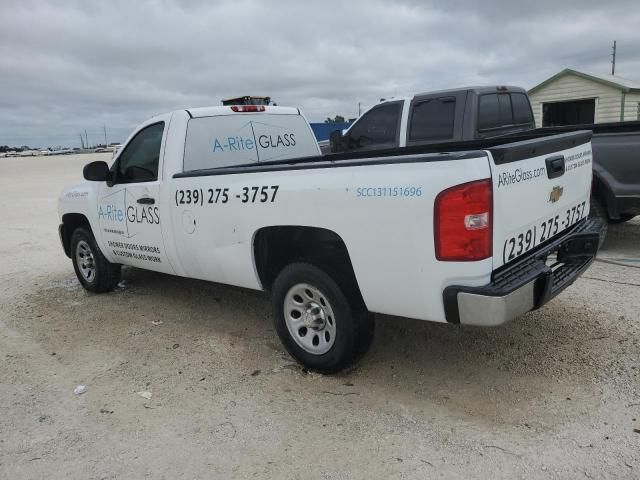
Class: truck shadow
600,217,640,259
20,264,625,428
115,267,619,419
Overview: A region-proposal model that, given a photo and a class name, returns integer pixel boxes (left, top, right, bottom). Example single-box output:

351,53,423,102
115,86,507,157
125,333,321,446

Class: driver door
97,121,173,274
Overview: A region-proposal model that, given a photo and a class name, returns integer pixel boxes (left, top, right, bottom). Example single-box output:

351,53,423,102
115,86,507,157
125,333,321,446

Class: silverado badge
549,185,564,203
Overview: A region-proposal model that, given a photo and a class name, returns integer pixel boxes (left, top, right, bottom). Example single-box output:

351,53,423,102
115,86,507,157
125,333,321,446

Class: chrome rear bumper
443,217,602,326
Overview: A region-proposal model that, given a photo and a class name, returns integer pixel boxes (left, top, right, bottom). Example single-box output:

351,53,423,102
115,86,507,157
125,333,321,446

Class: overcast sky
1,0,639,148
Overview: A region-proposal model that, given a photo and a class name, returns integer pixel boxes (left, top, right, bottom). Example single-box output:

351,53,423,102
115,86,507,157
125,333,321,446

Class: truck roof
186,105,300,118
414,85,527,97
377,86,529,106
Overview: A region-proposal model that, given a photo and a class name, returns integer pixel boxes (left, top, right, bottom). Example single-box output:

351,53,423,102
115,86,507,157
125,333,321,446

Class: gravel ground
1,154,639,479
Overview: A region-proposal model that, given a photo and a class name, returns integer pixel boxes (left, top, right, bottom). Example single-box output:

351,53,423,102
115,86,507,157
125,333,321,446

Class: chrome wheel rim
76,240,96,282
284,283,336,355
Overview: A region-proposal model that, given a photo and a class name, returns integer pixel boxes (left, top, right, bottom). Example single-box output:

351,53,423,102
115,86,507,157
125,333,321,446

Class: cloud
0,0,639,147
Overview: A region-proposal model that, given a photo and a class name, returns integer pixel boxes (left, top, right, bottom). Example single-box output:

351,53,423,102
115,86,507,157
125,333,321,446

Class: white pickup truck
59,103,600,372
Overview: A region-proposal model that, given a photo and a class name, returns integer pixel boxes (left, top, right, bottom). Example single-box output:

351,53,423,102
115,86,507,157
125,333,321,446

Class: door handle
137,197,155,205
545,154,565,179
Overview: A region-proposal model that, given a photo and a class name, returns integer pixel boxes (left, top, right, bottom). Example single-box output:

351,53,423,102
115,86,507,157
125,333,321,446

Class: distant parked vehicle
50,149,74,155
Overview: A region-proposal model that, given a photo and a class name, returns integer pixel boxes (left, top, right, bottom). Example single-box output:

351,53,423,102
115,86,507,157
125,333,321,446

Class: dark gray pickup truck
536,121,640,224
329,86,640,228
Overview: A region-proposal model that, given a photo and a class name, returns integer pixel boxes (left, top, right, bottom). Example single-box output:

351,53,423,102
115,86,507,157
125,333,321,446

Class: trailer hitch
556,232,599,263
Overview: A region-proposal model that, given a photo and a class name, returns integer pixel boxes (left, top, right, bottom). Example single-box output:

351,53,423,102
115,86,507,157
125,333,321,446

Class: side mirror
83,161,110,182
329,130,345,153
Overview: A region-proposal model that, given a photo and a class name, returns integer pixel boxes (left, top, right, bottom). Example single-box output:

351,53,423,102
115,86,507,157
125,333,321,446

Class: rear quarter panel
592,131,640,197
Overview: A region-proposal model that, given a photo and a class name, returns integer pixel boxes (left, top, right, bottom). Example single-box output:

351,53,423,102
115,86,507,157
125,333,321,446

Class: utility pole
79,134,85,149
84,130,89,149
358,102,362,117
103,125,108,146
611,40,617,75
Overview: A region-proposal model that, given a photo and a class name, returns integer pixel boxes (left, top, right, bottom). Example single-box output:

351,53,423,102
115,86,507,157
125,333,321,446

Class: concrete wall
529,73,623,126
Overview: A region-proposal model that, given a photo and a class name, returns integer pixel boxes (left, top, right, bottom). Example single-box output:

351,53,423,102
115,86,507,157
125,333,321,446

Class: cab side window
478,93,534,131
478,94,507,131
510,93,534,124
347,102,401,150
114,122,164,183
409,97,456,141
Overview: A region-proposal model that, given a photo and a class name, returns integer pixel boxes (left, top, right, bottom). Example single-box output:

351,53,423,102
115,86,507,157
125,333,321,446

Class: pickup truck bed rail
175,130,592,178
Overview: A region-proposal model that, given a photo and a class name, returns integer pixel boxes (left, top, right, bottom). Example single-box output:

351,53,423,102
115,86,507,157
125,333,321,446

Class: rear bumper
443,217,601,326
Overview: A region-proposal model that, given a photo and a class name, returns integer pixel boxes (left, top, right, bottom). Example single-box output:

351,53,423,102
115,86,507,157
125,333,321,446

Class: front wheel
271,263,374,373
71,227,121,293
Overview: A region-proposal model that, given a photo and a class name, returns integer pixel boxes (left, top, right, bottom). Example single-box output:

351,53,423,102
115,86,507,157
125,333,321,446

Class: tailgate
489,131,593,269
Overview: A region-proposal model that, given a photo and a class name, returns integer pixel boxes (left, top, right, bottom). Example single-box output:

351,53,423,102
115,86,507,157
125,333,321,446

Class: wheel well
253,226,365,305
591,172,617,219
60,213,91,257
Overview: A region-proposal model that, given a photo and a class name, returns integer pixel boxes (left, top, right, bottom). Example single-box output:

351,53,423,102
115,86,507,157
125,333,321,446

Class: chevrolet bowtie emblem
549,185,564,203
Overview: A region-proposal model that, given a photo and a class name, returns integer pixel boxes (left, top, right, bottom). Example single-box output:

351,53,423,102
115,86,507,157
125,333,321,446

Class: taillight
434,179,493,261
230,105,266,112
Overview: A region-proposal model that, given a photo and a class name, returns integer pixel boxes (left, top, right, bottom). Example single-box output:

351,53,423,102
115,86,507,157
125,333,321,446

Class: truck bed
175,130,592,177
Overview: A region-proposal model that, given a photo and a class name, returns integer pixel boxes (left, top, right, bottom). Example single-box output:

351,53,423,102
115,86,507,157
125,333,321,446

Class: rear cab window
183,113,319,171
510,93,534,124
477,92,534,135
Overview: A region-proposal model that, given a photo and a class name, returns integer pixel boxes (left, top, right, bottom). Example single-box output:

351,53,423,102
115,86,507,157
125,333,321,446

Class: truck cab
330,86,535,153
58,105,321,277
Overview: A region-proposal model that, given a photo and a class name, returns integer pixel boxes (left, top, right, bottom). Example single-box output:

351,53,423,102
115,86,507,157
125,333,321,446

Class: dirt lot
1,153,639,479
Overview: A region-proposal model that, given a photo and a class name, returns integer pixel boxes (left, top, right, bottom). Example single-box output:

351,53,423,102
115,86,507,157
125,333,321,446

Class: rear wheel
589,196,608,248
271,263,374,373
71,227,121,293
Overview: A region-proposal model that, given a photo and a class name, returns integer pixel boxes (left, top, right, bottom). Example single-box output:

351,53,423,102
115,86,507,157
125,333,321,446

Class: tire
609,214,636,224
271,262,374,373
71,227,121,293
589,195,608,249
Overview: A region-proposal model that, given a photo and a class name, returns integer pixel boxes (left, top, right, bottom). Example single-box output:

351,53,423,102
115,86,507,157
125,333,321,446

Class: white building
528,68,640,127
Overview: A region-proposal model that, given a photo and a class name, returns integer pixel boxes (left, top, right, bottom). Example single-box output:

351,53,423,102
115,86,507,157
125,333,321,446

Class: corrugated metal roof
577,70,640,89
529,68,640,94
